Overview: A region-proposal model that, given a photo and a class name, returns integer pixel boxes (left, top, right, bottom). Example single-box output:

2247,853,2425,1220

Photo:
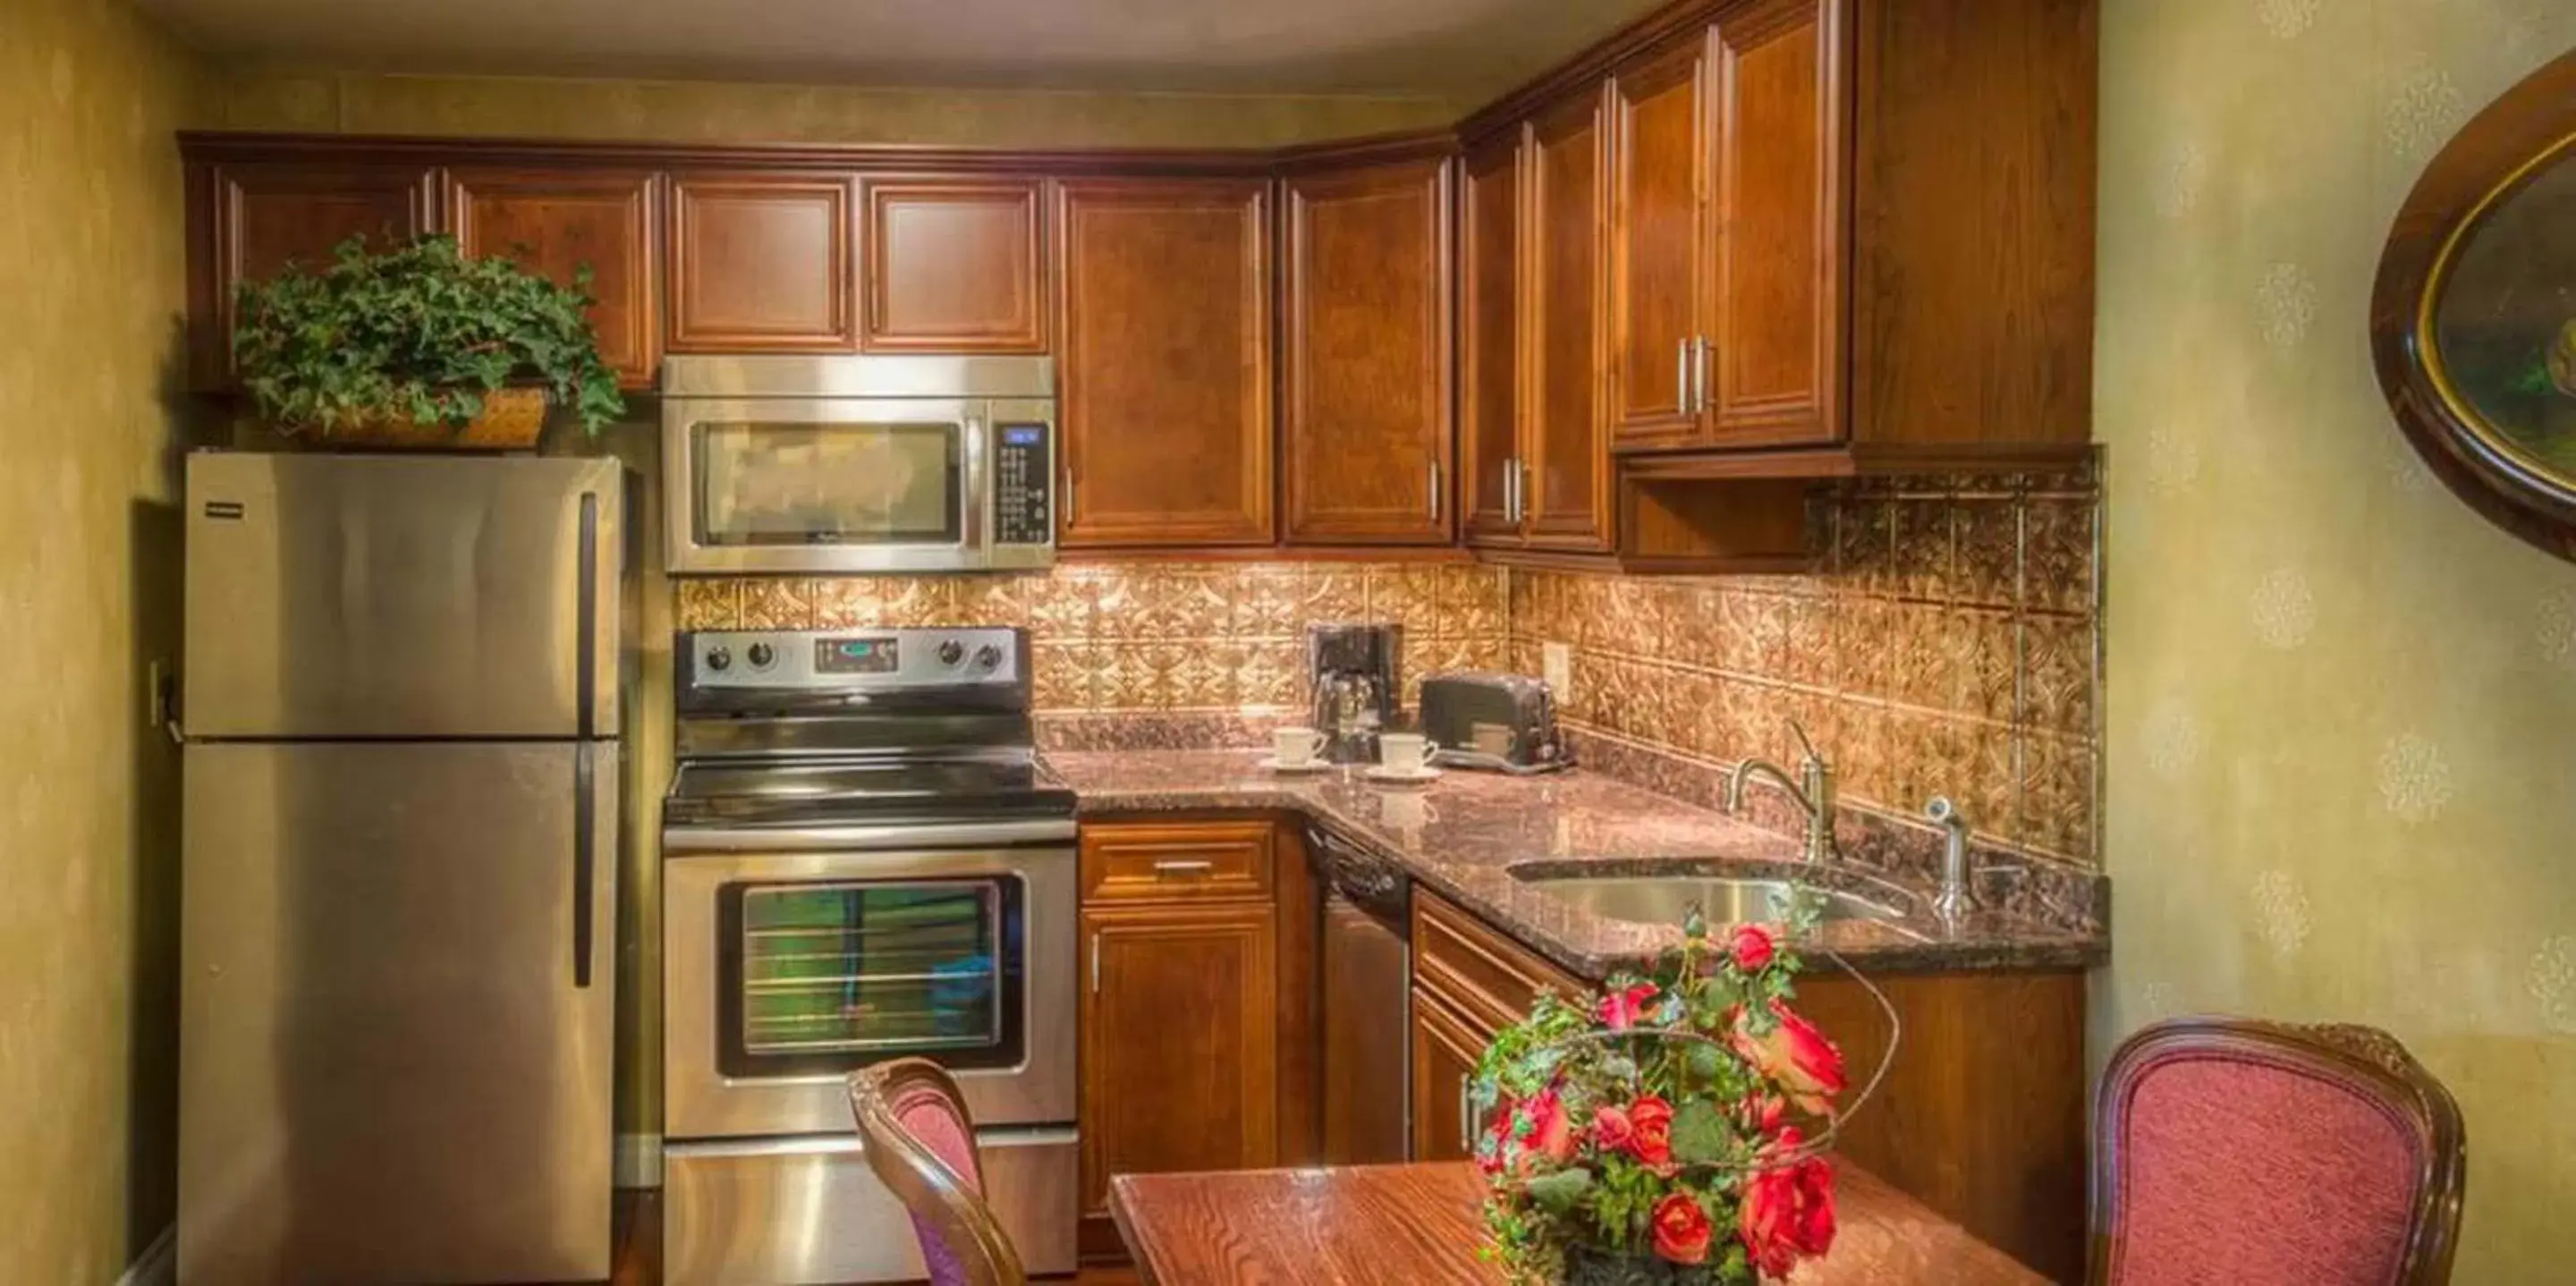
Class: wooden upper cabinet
1524,88,1616,553
1707,0,1842,446
196,163,436,384
1609,31,1712,450
1055,177,1275,548
1282,158,1454,546
446,169,660,388
665,173,855,351
1079,902,1278,1214
860,176,1046,353
1461,131,1527,551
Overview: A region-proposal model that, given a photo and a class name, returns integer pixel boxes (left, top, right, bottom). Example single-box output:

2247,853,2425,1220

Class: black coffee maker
1306,622,1401,765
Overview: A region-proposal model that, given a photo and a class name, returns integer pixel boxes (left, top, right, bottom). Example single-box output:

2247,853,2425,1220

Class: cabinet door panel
1079,904,1278,1214
1610,32,1711,448
666,173,855,351
1055,178,1275,548
861,177,1046,353
448,169,659,388
1283,159,1453,546
200,165,436,384
1709,0,1842,444
1461,131,1527,550
1409,986,1493,1163
1526,89,1616,552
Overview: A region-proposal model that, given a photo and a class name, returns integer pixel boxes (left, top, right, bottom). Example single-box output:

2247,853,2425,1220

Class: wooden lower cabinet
1075,816,1309,1245
1078,902,1278,1215
1407,986,1490,1163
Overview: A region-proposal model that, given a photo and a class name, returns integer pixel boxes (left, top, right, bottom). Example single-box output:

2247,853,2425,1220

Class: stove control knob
746,642,775,669
705,647,733,673
974,643,1004,670
936,639,966,666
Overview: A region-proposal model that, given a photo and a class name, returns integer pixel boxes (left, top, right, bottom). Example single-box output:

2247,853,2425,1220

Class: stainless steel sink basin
1509,871,1902,927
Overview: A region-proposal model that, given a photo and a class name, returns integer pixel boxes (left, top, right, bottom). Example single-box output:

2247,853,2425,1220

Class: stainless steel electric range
660,626,1078,1284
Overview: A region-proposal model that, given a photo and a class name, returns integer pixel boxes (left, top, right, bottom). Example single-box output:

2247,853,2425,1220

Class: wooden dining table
1108,1162,2048,1285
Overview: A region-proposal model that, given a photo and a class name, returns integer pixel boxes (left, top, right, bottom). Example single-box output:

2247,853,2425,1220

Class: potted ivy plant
232,234,624,449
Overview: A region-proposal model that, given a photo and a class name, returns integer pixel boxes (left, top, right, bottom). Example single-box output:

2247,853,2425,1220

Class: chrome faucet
1926,796,1977,924
1721,722,1836,865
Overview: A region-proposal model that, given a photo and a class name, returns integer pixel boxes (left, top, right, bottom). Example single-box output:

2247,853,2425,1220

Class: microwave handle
962,413,988,556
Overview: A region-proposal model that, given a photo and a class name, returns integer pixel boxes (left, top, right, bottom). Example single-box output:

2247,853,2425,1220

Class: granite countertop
1040,749,2106,979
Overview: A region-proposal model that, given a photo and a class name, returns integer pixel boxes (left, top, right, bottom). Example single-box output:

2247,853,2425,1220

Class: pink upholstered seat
2089,1019,2466,1286
848,1059,1027,1286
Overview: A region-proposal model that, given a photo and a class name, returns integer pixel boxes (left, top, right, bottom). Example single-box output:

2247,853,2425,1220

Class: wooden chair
2089,1017,2467,1286
847,1059,1028,1286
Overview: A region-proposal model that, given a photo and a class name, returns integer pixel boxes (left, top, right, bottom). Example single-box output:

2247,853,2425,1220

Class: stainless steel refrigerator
178,452,627,1286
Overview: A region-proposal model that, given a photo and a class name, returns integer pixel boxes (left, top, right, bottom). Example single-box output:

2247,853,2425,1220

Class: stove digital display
814,637,900,673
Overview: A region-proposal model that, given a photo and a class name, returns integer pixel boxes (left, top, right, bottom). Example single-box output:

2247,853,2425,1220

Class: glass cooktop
662,754,1077,831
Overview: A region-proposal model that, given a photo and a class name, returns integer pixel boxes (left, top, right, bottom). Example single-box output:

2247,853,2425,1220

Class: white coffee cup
1377,732,1439,774
1273,726,1328,766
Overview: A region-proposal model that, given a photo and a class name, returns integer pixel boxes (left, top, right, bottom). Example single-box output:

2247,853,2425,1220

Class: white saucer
1257,757,1335,774
1363,765,1443,785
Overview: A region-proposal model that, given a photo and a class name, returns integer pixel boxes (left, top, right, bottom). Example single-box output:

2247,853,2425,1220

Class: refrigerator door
179,740,618,1286
184,453,623,740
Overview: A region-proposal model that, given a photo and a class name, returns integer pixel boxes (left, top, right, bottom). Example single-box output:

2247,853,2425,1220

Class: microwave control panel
993,422,1054,546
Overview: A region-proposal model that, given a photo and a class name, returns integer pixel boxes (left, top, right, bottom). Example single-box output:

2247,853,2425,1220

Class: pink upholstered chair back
2089,1019,2466,1286
848,1059,1027,1286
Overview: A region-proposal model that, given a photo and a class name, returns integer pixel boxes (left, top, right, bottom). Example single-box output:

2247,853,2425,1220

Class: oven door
663,396,993,574
664,843,1076,1138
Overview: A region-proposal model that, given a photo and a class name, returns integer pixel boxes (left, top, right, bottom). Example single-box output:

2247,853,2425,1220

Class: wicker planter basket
318,386,549,451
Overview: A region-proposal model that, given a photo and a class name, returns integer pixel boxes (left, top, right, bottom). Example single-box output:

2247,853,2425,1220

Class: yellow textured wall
0,0,207,1282
211,67,1457,148
2096,3,2575,1277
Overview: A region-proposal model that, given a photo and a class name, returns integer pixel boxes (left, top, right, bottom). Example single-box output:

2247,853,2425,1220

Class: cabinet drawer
1411,889,1586,1029
1080,820,1275,903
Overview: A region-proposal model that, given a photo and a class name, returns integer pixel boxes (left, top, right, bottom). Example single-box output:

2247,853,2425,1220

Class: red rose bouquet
1473,906,1852,1284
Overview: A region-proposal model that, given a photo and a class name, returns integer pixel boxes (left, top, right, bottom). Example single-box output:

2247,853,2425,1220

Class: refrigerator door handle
575,491,599,740
573,741,597,989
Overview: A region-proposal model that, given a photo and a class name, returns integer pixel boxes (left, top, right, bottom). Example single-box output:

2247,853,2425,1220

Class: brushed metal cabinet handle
1693,336,1712,414
1677,336,1690,413
1428,460,1442,523
1151,859,1215,876
1089,930,1101,994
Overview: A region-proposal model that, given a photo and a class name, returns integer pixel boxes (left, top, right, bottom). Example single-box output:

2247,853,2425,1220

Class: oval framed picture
2373,49,2576,562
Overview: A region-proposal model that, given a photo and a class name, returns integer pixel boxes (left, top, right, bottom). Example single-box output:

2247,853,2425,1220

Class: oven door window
717,876,1024,1078
693,420,962,547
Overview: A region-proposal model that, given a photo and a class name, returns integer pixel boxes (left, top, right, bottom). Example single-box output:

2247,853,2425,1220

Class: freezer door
185,452,623,739
179,740,618,1286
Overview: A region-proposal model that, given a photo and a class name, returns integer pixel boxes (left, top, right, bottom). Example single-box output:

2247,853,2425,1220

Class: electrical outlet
1542,640,1572,699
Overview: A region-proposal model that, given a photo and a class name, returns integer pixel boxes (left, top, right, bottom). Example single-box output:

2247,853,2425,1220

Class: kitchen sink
1508,869,1903,928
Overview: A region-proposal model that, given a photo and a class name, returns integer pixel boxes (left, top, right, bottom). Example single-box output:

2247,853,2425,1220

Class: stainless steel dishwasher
1314,826,1413,1163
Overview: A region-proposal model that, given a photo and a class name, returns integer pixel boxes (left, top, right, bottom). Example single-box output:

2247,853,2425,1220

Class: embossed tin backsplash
1506,465,2102,865
675,563,1506,715
675,463,2101,865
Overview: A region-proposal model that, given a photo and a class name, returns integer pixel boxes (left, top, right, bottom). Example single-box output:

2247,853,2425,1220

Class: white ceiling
141,0,1666,101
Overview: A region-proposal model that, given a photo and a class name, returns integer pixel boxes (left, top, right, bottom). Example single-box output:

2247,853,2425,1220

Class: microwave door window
695,421,962,546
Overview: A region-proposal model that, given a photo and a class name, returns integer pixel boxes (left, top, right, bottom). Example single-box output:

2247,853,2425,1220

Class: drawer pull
1152,859,1216,876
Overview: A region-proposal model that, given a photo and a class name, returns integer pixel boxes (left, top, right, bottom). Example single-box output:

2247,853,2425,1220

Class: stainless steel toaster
1419,672,1569,773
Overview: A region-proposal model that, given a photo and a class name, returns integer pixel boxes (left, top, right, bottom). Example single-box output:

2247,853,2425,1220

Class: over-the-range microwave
661,354,1056,575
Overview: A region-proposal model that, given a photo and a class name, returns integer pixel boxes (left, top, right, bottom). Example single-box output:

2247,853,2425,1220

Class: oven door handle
663,818,1079,853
